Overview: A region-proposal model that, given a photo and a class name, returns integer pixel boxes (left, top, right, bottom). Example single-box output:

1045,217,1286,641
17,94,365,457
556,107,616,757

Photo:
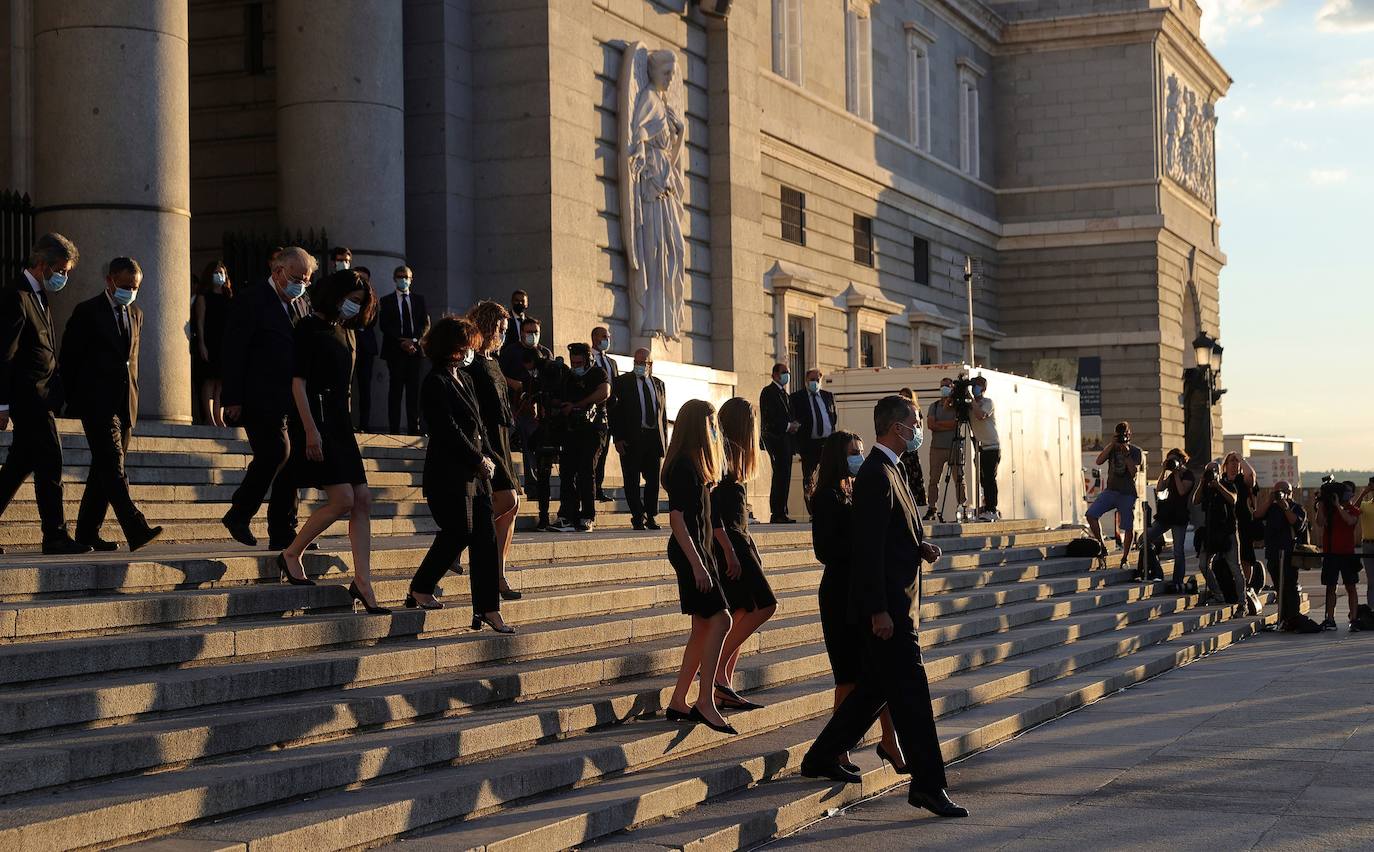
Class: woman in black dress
710,397,775,712
407,315,513,632
464,300,522,600
810,430,907,773
1223,452,1262,590
193,260,233,427
663,399,735,735
279,270,389,614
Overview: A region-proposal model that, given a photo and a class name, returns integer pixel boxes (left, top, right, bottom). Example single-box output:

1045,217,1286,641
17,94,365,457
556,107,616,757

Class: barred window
853,214,874,267
781,186,806,245
913,236,930,285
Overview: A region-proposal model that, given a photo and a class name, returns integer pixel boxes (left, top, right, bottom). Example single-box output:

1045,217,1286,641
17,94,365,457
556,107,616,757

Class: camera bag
1357,604,1374,631
1286,613,1324,634
1066,537,1108,558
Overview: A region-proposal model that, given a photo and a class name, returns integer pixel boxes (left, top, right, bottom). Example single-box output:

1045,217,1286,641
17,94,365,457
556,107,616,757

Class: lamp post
1184,331,1226,464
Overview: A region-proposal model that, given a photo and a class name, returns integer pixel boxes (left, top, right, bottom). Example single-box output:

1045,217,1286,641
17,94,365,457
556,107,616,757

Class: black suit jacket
790,387,838,442
759,381,792,453
591,350,619,428
379,291,431,362
0,273,63,413
609,371,667,455
59,293,141,428
220,283,297,418
420,366,492,500
849,448,925,627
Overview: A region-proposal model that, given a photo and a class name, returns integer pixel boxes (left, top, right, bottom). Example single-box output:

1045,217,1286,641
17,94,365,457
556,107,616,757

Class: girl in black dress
710,397,776,712
464,300,523,601
193,260,233,427
663,399,736,735
279,270,389,614
810,430,907,773
407,315,513,632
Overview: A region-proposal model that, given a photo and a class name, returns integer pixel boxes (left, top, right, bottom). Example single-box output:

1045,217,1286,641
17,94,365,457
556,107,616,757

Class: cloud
1272,97,1318,110
1309,168,1350,185
1335,58,1374,106
1316,0,1374,32
1280,138,1312,151
1198,0,1283,42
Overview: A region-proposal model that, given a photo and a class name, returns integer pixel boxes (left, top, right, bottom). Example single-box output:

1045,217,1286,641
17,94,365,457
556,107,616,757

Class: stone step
103,598,1250,852
0,422,426,457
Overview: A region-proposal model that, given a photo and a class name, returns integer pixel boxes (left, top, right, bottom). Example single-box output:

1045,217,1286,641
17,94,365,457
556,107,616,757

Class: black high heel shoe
276,553,316,586
404,593,444,610
348,582,391,614
498,583,523,601
472,614,516,634
688,705,737,736
714,683,764,711
876,743,911,775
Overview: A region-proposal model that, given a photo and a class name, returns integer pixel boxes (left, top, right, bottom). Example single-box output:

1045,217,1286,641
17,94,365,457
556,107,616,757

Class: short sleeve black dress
292,314,367,488
201,289,231,379
665,458,728,617
711,473,776,612
463,352,517,492
811,484,862,685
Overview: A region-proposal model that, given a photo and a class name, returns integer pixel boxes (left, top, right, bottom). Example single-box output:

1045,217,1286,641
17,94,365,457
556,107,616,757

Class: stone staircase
0,421,1298,851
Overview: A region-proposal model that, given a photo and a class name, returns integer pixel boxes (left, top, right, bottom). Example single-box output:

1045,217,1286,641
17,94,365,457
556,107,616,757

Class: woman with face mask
193,261,234,427
277,269,389,614
808,430,907,773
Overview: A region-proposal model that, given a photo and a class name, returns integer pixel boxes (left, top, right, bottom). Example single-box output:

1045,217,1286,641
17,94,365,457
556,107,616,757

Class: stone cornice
998,8,1165,52
763,260,831,299
908,298,960,329
1159,12,1232,96
841,282,905,316
903,19,937,44
922,0,1005,52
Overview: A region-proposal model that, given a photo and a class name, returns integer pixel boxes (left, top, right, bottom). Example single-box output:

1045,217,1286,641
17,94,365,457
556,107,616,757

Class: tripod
935,417,981,524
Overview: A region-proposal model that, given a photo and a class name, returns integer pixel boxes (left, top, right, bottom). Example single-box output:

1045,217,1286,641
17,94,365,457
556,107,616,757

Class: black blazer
811,485,852,572
591,350,619,427
609,371,667,454
0,273,63,412
420,366,493,499
356,311,379,357
378,291,431,362
758,381,792,452
220,282,297,418
59,293,141,427
790,387,838,442
849,448,925,627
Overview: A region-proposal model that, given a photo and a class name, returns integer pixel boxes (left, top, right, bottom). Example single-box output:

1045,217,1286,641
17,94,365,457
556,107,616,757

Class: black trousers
386,356,423,435
355,348,375,432
559,428,598,523
227,412,299,544
979,447,1000,512
0,405,66,537
618,432,662,523
411,491,499,614
764,438,792,521
523,446,556,520
594,427,609,494
76,414,149,542
806,622,948,795
799,437,825,514
1268,543,1298,622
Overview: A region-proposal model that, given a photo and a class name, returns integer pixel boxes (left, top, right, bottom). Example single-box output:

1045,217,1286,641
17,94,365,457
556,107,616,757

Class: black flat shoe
77,536,119,552
688,705,737,736
349,581,391,614
472,614,516,634
275,553,315,586
876,743,911,775
908,788,968,818
714,683,764,711
800,755,861,784
127,525,164,552
499,586,523,601
222,514,257,547
404,593,443,610
665,706,693,722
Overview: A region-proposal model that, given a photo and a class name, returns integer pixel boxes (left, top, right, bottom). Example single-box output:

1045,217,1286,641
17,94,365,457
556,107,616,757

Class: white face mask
212,271,226,286
339,299,361,320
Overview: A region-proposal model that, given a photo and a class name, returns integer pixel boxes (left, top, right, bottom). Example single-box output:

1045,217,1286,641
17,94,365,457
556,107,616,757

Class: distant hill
1302,470,1374,488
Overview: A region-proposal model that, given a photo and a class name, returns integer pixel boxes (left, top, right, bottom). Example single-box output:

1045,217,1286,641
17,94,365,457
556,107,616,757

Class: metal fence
220,227,330,289
1,190,36,283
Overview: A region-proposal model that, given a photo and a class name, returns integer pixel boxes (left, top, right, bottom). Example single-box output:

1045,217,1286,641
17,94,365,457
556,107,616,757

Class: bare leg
283,484,353,579
669,616,711,713
1087,514,1104,544
491,489,518,589
833,683,856,765
692,611,732,727
716,605,775,688
1326,586,1338,621
201,380,217,427
208,380,226,428
877,708,902,767
348,485,379,608
1346,583,1359,623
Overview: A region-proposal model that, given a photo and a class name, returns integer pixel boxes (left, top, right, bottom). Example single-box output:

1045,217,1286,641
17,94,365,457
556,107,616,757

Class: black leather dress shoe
631,518,646,531
77,536,119,552
644,518,661,530
800,755,861,784
42,535,93,556
128,526,164,552
769,516,797,525
908,788,969,817
222,515,257,547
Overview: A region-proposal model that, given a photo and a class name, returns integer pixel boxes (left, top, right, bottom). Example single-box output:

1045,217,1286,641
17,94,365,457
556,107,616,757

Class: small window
913,236,930,285
860,331,881,368
844,3,873,121
772,0,803,84
781,186,806,245
920,342,938,365
786,314,810,381
853,214,874,267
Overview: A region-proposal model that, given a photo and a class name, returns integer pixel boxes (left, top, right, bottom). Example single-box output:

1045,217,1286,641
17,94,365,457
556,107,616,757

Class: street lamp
1192,332,1215,369
1184,331,1226,465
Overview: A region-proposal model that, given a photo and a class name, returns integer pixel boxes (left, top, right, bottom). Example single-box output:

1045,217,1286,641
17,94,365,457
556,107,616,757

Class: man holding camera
1258,480,1306,629
924,377,967,521
1085,421,1143,567
1316,481,1362,631
968,376,1000,522
1147,448,1195,591
553,343,610,532
1193,461,1249,612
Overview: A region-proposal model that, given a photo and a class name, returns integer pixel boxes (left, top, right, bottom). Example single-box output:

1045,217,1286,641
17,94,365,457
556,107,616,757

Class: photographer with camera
1315,480,1362,631
968,376,1000,522
1085,422,1144,569
1146,448,1195,591
1221,452,1261,591
1192,460,1249,612
1258,480,1306,629
923,377,967,521
552,343,610,532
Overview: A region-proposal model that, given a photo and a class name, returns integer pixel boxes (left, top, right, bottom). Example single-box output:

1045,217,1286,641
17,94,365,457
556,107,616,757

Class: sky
1194,0,1374,470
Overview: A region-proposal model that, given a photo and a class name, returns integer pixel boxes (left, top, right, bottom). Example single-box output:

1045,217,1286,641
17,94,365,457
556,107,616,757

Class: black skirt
670,536,729,618
293,400,367,489
487,422,517,493
819,564,863,685
714,530,777,612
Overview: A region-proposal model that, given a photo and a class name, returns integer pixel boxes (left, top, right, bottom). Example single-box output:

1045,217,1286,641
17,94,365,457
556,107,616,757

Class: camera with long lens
949,377,977,422
1165,457,1183,472
1318,480,1346,511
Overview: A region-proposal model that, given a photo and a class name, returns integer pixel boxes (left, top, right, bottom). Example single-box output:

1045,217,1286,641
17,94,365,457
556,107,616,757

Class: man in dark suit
378,265,430,435
758,363,798,524
589,325,619,502
0,232,90,554
800,394,967,818
59,257,164,552
610,347,666,530
503,289,529,355
352,265,378,432
221,245,315,549
790,368,838,515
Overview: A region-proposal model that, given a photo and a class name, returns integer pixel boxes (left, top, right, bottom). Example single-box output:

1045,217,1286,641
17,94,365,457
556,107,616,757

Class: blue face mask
284,278,307,300
973,386,984,397
395,278,411,292
899,422,924,452
778,373,790,387
339,299,361,320
633,363,647,378
573,364,588,377
807,380,820,394
461,349,475,368
595,338,610,352
847,453,864,476
46,270,69,293
940,386,952,398
112,287,137,307
523,332,539,347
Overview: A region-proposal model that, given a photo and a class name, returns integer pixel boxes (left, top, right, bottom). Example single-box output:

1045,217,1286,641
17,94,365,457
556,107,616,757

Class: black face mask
513,303,527,315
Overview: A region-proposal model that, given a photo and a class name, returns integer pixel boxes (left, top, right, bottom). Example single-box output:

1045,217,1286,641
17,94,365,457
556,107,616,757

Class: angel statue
619,44,687,342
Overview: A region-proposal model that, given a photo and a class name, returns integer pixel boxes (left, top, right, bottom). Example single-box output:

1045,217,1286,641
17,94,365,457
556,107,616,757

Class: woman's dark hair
311,269,377,328
811,430,861,500
198,259,232,298
423,314,480,366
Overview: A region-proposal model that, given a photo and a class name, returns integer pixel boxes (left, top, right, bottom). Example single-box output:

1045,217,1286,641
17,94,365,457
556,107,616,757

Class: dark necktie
811,393,823,439
37,289,48,312
117,306,130,347
401,296,414,339
640,378,654,428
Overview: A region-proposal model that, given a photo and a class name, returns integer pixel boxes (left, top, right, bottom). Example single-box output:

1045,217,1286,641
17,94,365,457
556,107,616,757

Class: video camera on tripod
947,376,977,422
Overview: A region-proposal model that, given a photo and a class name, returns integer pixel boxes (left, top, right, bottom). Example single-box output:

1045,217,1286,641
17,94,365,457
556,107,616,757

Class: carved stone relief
1163,71,1217,206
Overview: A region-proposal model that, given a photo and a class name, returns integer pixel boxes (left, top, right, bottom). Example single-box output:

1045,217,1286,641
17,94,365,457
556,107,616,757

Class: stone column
276,0,406,281
32,0,191,423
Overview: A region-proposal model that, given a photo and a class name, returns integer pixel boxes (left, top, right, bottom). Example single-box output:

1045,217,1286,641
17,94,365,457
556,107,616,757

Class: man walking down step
0,232,91,555
801,394,967,818
759,363,798,524
791,368,837,517
58,257,164,553
221,246,316,549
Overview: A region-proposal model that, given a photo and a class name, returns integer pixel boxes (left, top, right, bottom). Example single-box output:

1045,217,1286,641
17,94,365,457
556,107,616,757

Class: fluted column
33,0,191,423
276,0,406,278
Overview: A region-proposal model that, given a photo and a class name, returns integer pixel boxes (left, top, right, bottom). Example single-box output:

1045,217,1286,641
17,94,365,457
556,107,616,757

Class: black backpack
1066,537,1108,558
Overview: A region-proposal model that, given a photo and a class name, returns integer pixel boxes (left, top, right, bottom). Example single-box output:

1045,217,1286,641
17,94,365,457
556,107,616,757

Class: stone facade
0,0,1229,463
